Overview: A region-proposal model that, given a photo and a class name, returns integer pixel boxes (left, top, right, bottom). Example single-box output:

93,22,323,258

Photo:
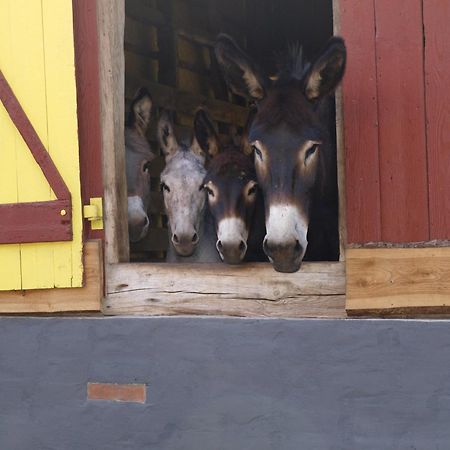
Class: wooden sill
103,261,346,318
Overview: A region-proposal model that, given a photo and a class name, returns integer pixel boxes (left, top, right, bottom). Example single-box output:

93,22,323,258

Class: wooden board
73,0,104,241
333,0,347,260
375,0,429,242
97,0,129,264
423,0,450,240
104,262,346,318
346,247,450,316
0,240,103,313
339,0,381,244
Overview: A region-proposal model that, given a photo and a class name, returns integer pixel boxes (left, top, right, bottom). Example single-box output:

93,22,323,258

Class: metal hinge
83,197,104,230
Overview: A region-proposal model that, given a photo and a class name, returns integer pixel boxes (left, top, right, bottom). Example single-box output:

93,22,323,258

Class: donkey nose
216,239,247,264
263,237,303,272
172,232,199,249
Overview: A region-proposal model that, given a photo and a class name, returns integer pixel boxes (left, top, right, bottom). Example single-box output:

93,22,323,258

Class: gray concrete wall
1,317,450,450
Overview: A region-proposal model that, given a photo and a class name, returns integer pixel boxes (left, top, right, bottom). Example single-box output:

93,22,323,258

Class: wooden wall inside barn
341,0,450,245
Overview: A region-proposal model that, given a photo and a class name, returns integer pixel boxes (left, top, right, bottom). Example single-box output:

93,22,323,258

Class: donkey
194,109,266,264
125,87,155,242
215,35,346,272
157,110,220,263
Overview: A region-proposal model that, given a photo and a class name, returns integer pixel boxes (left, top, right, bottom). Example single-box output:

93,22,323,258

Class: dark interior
124,0,335,262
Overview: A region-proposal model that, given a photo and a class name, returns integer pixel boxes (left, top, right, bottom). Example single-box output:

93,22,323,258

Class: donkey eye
304,145,318,164
251,145,263,160
160,182,170,193
204,186,215,197
247,185,257,196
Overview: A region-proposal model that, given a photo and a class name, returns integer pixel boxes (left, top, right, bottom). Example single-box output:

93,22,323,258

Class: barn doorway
123,0,340,264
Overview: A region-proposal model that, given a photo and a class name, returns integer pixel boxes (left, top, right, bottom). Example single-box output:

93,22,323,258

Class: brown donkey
215,36,346,272
194,109,266,264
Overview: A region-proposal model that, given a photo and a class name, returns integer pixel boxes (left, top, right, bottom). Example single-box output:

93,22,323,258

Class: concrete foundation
1,317,449,449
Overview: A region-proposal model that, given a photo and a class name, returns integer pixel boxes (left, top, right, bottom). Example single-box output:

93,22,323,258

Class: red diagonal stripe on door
0,70,73,244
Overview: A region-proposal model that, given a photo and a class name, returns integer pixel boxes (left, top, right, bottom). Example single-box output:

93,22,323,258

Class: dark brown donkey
125,88,155,242
194,109,266,264
215,36,346,272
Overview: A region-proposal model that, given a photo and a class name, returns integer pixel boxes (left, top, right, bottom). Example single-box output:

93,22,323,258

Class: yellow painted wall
0,0,83,290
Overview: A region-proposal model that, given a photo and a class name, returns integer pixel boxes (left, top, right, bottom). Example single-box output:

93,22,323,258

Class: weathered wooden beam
346,247,450,316
104,262,346,317
97,0,129,264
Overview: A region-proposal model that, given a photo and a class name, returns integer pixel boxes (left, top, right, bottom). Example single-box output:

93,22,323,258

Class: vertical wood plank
0,0,21,289
97,0,129,264
423,0,450,239
339,0,381,244
10,0,54,289
72,0,104,242
42,0,83,287
375,0,429,242
333,0,348,259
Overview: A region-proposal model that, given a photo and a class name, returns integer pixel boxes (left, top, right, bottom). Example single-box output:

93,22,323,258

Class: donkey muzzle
216,239,247,264
263,237,304,273
171,231,199,256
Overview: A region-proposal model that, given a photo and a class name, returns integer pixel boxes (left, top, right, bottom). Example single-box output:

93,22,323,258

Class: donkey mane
254,85,319,132
208,149,255,180
275,43,310,83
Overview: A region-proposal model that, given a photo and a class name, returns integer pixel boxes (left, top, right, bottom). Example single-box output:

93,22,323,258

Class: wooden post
96,0,129,264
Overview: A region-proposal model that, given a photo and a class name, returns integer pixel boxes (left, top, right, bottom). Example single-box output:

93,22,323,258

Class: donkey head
158,110,215,257
195,109,259,264
215,35,346,272
125,87,155,242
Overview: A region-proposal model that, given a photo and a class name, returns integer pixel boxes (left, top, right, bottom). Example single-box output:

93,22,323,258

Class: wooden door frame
97,0,348,318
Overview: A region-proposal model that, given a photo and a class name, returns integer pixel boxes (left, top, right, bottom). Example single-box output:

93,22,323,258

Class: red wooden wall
341,0,450,244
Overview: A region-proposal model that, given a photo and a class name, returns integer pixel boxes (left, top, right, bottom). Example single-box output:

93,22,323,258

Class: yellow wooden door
0,0,82,290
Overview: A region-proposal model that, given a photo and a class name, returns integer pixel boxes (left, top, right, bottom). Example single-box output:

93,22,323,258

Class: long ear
214,34,267,101
240,107,258,156
128,87,152,135
192,108,220,159
157,110,178,161
303,37,346,101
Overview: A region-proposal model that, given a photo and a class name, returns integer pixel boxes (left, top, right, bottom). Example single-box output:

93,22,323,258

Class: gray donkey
125,88,155,242
157,110,220,263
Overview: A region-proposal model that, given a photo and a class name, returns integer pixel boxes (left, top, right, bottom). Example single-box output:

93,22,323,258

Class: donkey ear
192,108,220,159
157,110,178,161
303,37,346,101
128,87,153,135
214,34,267,101
240,107,258,156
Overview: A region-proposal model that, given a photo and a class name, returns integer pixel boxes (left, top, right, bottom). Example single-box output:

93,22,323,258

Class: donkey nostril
294,240,302,253
217,240,223,250
239,241,246,252
173,234,179,244
192,233,198,243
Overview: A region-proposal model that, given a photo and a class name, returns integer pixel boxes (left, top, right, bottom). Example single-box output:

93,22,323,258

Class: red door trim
0,70,72,244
